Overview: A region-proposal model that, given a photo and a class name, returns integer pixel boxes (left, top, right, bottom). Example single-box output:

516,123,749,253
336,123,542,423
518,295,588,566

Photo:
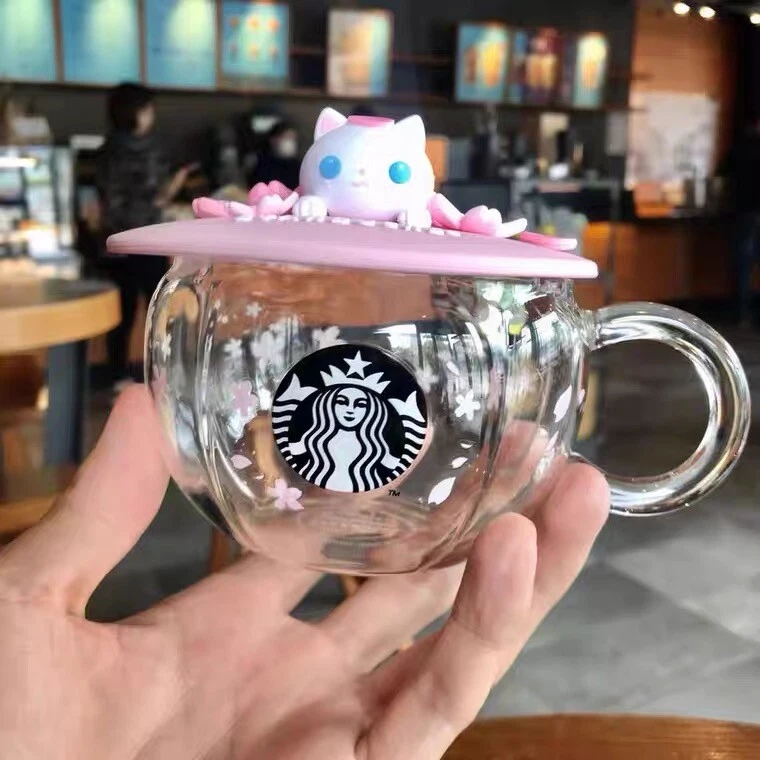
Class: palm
0,387,608,759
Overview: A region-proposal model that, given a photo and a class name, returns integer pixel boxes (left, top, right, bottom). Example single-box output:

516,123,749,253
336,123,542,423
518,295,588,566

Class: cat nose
357,167,367,176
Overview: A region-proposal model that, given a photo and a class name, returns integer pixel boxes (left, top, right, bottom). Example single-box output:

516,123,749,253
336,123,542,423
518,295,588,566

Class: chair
444,715,760,759
0,354,75,542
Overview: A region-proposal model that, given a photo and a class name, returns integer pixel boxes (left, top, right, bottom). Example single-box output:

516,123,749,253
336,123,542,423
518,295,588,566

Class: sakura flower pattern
245,302,263,319
225,380,259,442
553,386,573,422
454,390,481,422
159,333,172,361
230,380,258,420
231,454,253,470
223,338,244,361
312,326,345,350
268,478,304,512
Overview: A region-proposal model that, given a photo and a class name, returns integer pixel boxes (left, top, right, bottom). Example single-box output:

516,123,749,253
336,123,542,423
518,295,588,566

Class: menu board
144,0,217,88
573,33,609,109
0,0,57,81
524,28,561,106
455,23,510,104
506,29,529,105
558,33,579,107
327,9,393,98
220,1,289,88
60,0,141,84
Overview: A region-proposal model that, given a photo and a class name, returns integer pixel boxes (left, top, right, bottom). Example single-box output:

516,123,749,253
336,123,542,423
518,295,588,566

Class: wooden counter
575,217,734,311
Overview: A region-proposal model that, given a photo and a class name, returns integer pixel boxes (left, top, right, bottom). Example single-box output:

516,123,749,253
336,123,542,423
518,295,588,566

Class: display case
0,146,75,262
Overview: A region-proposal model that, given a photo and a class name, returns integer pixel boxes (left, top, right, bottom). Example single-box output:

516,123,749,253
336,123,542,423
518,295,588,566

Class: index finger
362,463,608,759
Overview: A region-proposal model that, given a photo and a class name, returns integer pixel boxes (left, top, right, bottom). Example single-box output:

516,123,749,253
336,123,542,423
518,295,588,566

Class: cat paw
294,195,328,220
398,208,432,230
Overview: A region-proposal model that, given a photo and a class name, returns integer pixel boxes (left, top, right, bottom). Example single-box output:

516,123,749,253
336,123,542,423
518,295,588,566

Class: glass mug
111,219,751,575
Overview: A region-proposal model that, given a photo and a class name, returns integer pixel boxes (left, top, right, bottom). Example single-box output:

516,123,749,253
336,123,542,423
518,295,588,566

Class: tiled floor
86,325,760,723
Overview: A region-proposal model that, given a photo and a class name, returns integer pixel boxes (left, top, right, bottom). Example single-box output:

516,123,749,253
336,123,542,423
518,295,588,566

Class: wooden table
445,715,760,759
0,278,120,465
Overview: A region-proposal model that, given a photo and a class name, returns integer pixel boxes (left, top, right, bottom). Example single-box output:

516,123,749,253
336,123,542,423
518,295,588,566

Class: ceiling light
699,5,716,19
751,11,760,24
673,2,691,15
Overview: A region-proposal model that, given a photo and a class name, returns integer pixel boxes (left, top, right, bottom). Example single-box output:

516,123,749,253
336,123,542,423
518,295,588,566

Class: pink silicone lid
107,217,598,280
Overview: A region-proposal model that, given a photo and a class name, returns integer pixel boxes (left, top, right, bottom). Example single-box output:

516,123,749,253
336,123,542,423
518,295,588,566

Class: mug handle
577,302,751,516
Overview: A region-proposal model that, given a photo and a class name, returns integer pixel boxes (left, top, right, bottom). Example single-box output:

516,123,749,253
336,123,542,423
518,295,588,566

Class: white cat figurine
294,108,435,228
191,108,549,243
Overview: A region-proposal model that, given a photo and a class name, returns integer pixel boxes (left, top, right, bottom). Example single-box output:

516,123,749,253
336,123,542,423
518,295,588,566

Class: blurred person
249,119,301,188
719,117,760,327
97,83,196,387
0,384,608,759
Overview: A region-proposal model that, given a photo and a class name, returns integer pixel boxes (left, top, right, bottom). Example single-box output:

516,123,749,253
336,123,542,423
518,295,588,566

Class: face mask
274,137,298,159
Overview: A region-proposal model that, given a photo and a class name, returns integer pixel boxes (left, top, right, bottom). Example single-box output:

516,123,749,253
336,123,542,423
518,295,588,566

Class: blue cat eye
319,155,342,180
389,161,412,184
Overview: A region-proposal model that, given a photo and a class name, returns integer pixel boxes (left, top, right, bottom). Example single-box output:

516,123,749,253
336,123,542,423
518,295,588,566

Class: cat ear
314,108,347,141
392,115,426,151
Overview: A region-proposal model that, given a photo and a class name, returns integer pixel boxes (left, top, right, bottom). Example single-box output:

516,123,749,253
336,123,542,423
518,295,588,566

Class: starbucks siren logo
272,345,428,493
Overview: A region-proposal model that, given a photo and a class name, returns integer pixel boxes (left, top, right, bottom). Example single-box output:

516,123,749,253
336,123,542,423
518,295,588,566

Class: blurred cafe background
3,0,760,744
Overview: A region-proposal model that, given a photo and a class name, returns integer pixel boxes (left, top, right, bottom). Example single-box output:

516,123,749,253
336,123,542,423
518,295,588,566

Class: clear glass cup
146,258,750,574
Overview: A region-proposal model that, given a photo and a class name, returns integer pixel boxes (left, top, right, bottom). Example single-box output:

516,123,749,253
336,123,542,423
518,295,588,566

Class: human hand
176,162,201,183
0,386,608,759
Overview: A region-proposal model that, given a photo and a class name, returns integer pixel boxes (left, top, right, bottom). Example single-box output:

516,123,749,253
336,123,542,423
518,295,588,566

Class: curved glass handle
579,303,751,516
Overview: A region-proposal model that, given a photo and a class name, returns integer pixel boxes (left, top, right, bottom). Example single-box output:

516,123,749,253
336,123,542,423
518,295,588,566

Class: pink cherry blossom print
231,454,253,470
230,380,258,420
268,478,304,512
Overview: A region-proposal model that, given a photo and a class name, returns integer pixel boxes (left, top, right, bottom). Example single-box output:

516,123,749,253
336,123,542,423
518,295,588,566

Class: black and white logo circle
272,344,428,494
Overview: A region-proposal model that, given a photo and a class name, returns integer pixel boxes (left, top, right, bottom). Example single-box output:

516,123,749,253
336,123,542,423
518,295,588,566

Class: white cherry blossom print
268,479,304,512
246,302,263,319
454,390,481,422
312,326,345,350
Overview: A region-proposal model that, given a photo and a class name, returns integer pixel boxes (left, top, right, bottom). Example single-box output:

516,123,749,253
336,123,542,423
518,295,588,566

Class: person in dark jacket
249,120,301,189
97,83,194,386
